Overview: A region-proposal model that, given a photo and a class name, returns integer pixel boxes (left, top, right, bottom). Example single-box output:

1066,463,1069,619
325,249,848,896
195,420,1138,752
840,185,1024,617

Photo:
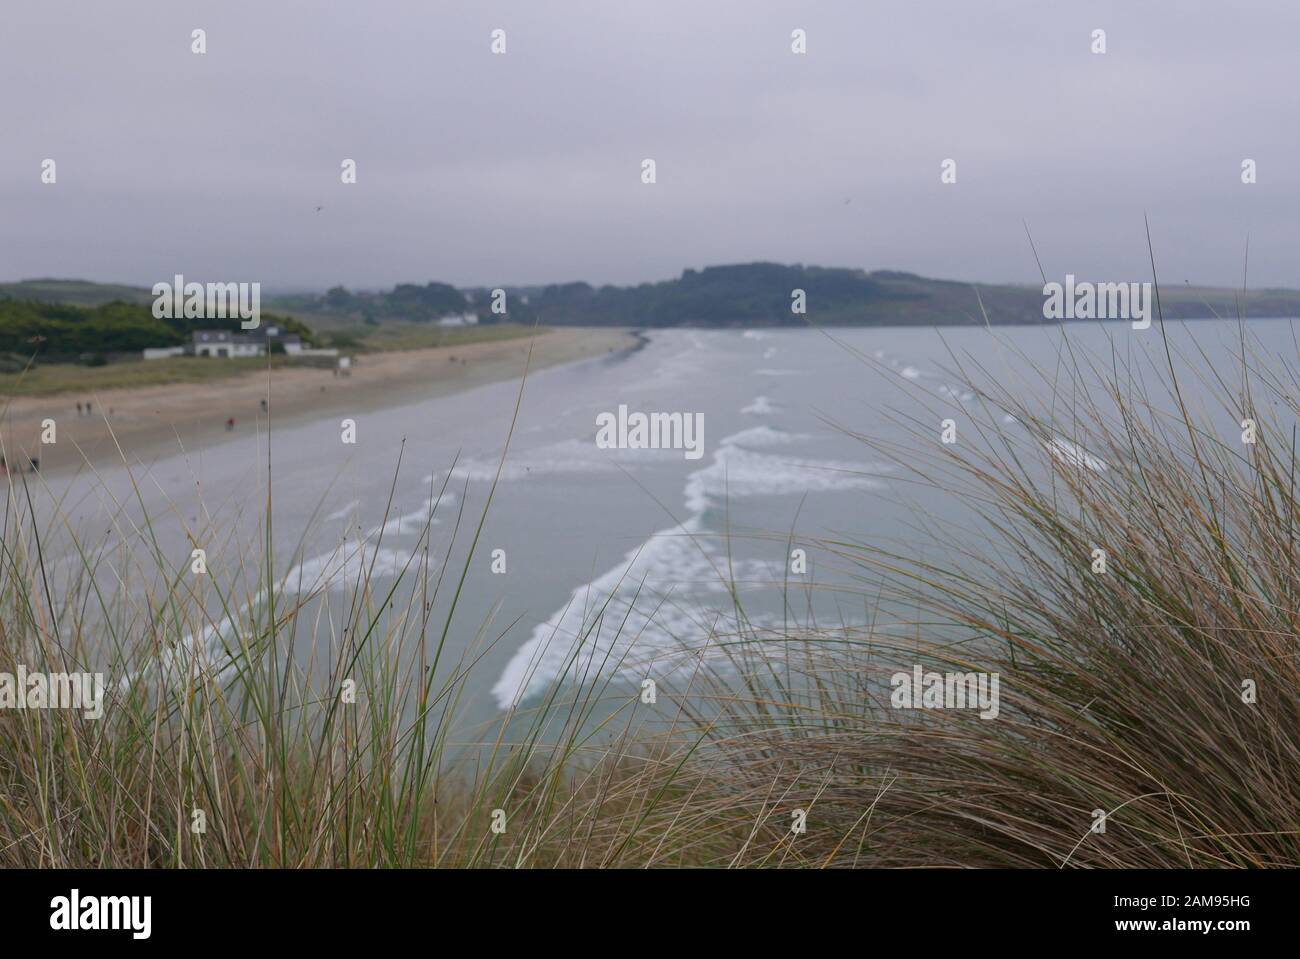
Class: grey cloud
1,0,1296,290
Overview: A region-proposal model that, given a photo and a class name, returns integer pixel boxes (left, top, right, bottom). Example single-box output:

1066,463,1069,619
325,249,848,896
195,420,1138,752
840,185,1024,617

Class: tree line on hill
284,263,1300,328
283,264,1071,327
278,282,470,323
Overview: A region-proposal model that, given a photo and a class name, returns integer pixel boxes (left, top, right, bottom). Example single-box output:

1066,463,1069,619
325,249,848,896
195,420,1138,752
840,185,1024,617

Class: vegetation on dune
0,353,305,397
0,298,316,362
0,279,156,308
0,326,543,400
0,290,544,397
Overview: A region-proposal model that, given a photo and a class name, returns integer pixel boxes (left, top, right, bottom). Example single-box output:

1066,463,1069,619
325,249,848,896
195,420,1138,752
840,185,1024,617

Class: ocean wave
490,517,772,708
685,444,888,513
720,425,808,448
283,541,414,594
493,436,892,706
1045,436,1108,472
421,438,635,486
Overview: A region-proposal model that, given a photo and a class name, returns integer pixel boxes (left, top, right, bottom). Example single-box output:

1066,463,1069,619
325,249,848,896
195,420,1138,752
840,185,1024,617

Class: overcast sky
2,1,1297,291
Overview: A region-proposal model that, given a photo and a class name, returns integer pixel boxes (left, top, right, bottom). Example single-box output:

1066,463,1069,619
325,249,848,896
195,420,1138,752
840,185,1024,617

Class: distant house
193,330,263,358
142,327,338,361
192,327,314,358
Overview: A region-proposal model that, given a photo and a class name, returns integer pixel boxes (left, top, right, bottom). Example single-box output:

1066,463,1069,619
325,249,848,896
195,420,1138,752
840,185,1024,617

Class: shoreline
0,327,638,476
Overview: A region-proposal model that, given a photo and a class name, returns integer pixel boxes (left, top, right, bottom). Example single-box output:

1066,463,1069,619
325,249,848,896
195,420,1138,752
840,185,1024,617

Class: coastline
0,327,637,476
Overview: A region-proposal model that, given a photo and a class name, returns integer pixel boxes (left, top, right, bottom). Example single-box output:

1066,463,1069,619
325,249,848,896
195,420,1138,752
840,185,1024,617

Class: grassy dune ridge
0,324,542,398
0,313,1297,867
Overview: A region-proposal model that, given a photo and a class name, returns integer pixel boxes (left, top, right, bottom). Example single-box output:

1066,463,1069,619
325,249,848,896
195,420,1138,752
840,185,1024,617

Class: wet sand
0,328,636,475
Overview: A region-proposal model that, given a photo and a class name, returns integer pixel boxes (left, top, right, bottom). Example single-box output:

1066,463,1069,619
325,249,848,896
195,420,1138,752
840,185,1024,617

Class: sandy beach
0,327,637,475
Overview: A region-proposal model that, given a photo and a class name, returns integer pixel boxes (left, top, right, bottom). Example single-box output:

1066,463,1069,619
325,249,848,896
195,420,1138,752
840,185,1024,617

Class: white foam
620,337,712,393
422,438,632,486
684,443,888,514
1045,437,1108,473
283,541,414,594
720,425,807,448
134,536,420,693
741,396,775,415
490,516,772,709
371,505,437,537
876,351,931,382
938,384,975,402
325,499,361,522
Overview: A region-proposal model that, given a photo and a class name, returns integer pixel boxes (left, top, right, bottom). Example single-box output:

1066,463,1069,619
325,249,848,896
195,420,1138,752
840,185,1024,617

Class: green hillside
0,278,155,307
0,298,315,367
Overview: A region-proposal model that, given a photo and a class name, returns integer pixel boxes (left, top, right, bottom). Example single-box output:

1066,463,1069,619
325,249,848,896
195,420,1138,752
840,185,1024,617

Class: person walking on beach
225,417,235,431
76,402,82,416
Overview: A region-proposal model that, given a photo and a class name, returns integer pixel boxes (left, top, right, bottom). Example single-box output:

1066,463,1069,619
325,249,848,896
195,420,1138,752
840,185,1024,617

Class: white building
435,312,480,327
193,331,263,358
142,346,186,360
142,328,334,360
